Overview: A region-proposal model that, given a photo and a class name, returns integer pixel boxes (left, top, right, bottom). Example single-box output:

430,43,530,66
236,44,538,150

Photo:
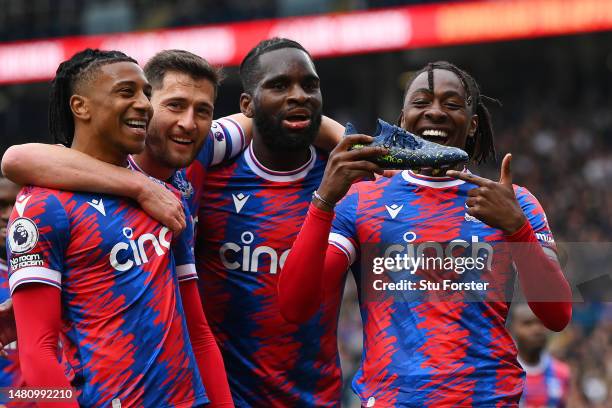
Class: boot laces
383,128,420,150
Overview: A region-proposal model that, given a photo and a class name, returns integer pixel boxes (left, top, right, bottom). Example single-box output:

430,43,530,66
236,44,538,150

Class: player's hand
136,177,186,234
446,154,526,234
316,134,387,210
0,298,16,356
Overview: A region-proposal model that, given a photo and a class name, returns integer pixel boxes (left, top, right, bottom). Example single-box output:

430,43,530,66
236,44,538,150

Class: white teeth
421,129,448,138
171,137,192,143
126,120,146,128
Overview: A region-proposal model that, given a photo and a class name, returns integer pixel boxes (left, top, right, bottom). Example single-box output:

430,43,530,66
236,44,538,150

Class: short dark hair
144,49,223,97
402,61,499,164
49,48,137,147
239,37,312,94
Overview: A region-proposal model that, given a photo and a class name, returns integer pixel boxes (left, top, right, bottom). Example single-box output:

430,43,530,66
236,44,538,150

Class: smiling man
2,49,239,407
5,49,211,408
278,61,571,407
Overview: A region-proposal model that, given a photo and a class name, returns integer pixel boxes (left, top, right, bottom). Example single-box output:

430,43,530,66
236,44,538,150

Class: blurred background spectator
1,1,610,406
511,303,571,407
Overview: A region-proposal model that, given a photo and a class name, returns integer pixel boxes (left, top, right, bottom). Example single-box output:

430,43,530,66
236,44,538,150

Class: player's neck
414,162,466,178
518,349,542,366
251,136,311,172
133,151,174,181
71,131,128,167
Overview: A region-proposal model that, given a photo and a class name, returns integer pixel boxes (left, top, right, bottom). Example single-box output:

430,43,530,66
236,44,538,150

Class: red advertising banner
0,0,611,85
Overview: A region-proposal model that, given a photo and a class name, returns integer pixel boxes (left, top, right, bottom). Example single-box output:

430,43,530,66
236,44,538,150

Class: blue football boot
346,119,469,170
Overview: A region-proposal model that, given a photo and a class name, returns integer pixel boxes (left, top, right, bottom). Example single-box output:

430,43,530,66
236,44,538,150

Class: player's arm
316,116,344,152
447,154,572,331
8,191,77,406
179,280,233,407
504,194,571,332
507,224,571,331
223,113,252,145
13,284,77,407
0,298,16,353
1,144,185,232
278,205,351,323
278,135,386,323
172,207,233,407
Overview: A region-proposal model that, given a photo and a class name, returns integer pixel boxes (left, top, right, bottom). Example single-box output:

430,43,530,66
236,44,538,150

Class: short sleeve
195,118,246,169
172,198,197,282
329,187,359,265
208,117,247,165
7,190,69,294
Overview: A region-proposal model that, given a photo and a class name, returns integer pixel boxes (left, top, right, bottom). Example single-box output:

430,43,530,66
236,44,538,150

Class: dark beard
254,109,322,152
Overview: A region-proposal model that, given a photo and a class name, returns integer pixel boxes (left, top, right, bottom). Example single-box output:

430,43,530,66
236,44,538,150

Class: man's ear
399,110,406,129
70,94,90,121
468,113,478,138
240,93,254,118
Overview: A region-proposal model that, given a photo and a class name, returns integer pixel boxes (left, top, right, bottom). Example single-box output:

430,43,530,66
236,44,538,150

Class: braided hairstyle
401,61,499,164
239,37,312,94
49,48,137,146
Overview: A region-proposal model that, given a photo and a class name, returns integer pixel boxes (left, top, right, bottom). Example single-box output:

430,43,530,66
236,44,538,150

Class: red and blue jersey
329,170,556,407
6,180,206,407
0,259,9,300
185,117,247,217
193,143,343,407
519,354,570,408
0,258,27,405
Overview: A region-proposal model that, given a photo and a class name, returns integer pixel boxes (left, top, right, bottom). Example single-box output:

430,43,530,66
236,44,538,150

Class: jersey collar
127,155,144,173
401,169,468,188
245,143,316,182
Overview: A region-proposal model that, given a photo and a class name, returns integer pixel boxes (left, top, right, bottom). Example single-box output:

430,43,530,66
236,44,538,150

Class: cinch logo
110,227,171,271
379,153,403,164
381,231,495,272
219,231,290,274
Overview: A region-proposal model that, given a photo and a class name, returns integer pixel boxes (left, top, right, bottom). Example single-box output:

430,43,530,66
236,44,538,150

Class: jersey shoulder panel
7,187,70,293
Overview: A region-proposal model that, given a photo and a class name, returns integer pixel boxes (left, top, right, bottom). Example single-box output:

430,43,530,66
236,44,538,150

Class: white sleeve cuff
210,120,228,166
9,267,61,294
176,264,198,282
216,117,246,162
329,233,357,265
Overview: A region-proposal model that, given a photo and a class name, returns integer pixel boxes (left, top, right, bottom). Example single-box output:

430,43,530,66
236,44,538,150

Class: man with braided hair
5,49,211,407
278,61,572,406
1,44,343,406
